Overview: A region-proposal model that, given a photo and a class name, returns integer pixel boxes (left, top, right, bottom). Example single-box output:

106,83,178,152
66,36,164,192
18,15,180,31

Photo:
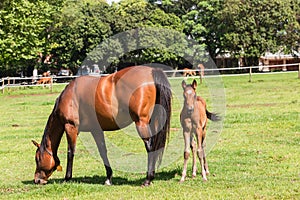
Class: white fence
1,63,300,94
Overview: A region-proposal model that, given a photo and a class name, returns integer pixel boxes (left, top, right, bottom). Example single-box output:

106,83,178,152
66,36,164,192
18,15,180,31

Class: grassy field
0,72,299,199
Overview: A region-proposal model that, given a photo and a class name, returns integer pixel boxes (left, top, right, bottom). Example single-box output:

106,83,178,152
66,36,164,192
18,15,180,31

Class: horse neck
41,112,64,156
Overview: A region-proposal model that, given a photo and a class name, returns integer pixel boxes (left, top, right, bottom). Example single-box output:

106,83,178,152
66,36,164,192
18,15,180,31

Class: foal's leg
195,127,207,181
91,130,113,185
202,141,209,175
191,138,197,178
180,131,191,183
202,131,209,175
65,123,78,181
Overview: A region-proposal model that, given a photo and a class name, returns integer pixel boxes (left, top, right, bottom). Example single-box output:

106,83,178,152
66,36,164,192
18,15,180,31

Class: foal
180,79,220,182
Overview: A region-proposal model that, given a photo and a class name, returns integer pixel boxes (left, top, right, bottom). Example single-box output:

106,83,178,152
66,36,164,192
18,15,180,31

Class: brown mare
180,79,219,182
32,66,172,186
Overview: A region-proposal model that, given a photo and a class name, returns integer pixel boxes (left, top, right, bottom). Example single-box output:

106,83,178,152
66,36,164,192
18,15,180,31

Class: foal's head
32,140,61,184
182,80,197,114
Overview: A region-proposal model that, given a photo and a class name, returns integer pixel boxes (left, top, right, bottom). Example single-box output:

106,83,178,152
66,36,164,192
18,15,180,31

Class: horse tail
150,68,172,166
206,109,221,122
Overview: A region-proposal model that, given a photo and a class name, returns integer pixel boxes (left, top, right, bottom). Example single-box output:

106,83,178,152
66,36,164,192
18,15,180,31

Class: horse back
55,66,167,132
94,66,157,130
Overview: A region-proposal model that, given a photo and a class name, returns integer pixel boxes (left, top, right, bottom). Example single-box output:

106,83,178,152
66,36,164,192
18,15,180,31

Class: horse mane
39,94,64,162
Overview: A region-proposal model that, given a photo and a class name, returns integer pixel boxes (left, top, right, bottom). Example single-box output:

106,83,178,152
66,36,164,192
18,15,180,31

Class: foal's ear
192,79,197,90
32,140,40,148
181,80,187,89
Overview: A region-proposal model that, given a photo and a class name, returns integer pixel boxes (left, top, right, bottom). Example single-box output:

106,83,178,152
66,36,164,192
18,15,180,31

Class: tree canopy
154,0,300,66
219,0,300,65
0,0,60,76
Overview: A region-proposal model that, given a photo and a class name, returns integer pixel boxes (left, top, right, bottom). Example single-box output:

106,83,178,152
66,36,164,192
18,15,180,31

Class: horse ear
32,140,40,148
192,79,197,90
181,80,186,89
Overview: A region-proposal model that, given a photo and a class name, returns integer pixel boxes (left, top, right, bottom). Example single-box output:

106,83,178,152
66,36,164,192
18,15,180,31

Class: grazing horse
37,71,52,85
182,68,196,77
37,77,52,85
180,80,220,182
32,66,172,186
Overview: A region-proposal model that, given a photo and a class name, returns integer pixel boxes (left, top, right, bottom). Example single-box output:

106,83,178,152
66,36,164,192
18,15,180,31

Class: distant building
215,50,300,71
259,50,300,72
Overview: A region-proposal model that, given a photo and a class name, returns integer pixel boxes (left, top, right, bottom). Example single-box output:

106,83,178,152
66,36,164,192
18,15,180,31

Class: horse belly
98,114,133,131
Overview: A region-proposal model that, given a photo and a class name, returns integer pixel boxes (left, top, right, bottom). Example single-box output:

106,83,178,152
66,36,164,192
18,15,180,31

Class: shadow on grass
22,169,178,186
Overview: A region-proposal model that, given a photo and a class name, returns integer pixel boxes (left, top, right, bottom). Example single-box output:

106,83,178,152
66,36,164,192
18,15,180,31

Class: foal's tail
151,68,172,165
206,109,221,122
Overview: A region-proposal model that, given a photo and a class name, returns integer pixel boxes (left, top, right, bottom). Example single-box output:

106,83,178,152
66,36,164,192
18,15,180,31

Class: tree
149,0,225,62
49,0,113,72
0,0,59,76
151,0,300,66
106,0,187,70
219,0,300,66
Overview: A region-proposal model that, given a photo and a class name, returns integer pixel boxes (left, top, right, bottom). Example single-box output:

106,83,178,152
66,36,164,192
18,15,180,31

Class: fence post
298,63,300,79
1,78,4,94
50,77,53,93
249,67,252,82
7,77,10,92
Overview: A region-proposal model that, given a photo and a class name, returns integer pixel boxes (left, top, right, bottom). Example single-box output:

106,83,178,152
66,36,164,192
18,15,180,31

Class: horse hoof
141,181,151,187
104,179,112,186
206,170,210,175
64,177,72,182
202,177,208,182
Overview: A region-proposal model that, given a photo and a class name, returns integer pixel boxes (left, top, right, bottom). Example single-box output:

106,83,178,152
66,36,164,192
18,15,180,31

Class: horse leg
135,121,156,186
91,130,113,185
65,123,78,181
195,127,207,181
191,138,197,178
202,140,209,175
180,131,191,183
144,151,157,186
202,127,209,175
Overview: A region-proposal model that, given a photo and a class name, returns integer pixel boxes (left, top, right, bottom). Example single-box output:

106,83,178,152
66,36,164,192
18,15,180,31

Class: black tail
206,109,221,122
150,68,172,165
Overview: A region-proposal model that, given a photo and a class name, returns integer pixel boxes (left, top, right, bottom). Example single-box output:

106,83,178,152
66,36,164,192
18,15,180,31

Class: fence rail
1,63,300,94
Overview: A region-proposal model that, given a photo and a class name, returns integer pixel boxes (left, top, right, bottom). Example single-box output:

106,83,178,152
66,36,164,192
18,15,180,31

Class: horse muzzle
34,172,49,185
34,177,48,185
187,107,194,115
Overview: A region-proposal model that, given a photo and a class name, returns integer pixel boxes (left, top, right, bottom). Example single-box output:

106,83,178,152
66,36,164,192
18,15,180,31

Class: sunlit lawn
0,72,299,199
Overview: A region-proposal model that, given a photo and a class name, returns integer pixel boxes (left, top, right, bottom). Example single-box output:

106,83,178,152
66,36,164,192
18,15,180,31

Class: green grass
0,72,299,199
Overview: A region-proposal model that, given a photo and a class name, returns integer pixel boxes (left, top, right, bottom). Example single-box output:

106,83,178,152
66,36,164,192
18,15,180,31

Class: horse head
182,79,197,115
32,140,62,184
